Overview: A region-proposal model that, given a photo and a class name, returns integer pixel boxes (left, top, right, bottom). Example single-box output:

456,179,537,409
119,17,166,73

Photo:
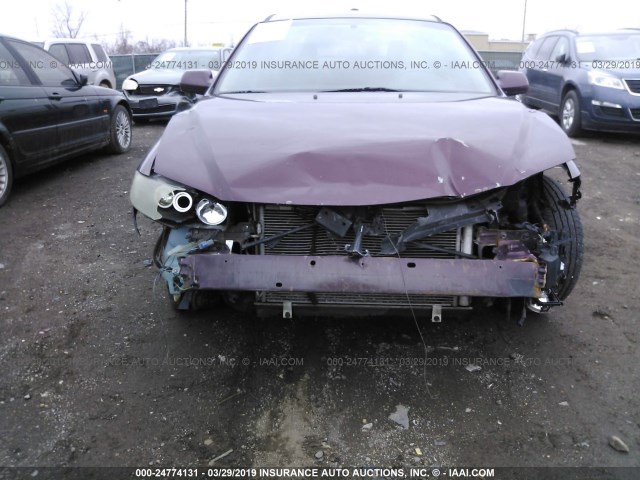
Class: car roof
40,38,101,44
2,35,53,52
541,29,579,36
264,10,442,22
165,47,223,51
541,29,640,37
576,30,640,37
2,34,44,44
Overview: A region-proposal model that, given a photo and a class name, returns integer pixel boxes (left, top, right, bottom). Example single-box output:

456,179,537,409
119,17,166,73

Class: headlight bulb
196,199,227,225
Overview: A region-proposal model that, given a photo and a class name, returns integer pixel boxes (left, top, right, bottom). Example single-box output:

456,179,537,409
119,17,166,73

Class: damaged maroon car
130,12,583,320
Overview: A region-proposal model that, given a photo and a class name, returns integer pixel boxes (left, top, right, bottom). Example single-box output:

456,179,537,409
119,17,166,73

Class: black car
122,47,223,121
0,35,132,206
519,29,640,136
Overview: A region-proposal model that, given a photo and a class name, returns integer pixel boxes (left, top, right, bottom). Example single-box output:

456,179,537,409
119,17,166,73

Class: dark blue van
519,29,640,136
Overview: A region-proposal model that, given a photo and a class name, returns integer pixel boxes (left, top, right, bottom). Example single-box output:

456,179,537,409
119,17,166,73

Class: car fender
561,80,582,101
0,123,17,160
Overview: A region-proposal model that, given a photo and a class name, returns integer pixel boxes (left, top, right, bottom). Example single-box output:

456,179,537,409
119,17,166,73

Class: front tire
541,176,584,300
0,145,14,207
560,90,582,137
108,105,132,153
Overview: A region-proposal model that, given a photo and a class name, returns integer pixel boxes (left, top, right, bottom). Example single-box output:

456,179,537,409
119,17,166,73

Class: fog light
591,100,622,108
196,199,227,225
157,191,174,208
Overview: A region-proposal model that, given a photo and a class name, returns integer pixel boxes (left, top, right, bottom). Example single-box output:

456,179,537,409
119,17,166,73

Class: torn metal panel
159,227,192,298
381,199,501,254
562,161,582,207
315,208,352,237
493,240,537,262
179,254,543,298
475,227,539,248
563,160,581,180
344,224,369,257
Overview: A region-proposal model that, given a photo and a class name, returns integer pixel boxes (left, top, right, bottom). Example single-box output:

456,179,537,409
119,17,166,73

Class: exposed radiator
261,204,460,258
259,291,456,307
258,204,460,307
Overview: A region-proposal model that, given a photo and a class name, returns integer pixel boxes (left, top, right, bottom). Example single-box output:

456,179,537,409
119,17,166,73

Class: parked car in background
122,47,223,121
0,35,132,206
130,12,583,319
34,38,117,89
519,29,640,136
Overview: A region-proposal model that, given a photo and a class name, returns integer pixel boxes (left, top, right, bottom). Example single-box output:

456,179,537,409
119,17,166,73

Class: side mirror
180,70,214,95
77,73,89,86
222,47,233,62
496,70,529,96
555,53,569,64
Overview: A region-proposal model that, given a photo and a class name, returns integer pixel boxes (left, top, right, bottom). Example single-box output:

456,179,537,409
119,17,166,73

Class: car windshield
215,18,495,94
576,34,640,62
151,50,221,71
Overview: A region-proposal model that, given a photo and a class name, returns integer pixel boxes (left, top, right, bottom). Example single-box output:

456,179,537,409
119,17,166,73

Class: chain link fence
110,54,159,90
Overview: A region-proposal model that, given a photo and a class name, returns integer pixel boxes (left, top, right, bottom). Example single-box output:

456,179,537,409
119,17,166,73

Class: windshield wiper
322,87,401,92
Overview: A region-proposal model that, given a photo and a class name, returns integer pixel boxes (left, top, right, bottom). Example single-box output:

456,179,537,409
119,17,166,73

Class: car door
542,36,570,108
7,39,107,155
0,39,59,172
524,36,559,108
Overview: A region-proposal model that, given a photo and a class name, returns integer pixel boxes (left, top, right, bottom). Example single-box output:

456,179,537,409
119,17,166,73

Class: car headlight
157,191,174,209
172,192,194,213
196,199,228,225
122,78,139,91
588,71,624,90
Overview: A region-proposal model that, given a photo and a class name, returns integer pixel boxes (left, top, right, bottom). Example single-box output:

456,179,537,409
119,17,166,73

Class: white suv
36,39,116,89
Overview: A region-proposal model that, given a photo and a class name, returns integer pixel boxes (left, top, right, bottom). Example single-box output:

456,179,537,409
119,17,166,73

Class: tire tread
542,175,584,299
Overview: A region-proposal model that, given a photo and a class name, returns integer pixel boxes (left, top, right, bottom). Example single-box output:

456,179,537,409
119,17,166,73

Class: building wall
464,33,529,53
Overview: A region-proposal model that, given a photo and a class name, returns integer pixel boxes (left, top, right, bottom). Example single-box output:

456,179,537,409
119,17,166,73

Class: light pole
521,0,528,44
184,0,188,46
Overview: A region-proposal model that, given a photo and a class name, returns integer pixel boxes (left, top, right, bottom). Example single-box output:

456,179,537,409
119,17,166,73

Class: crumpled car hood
148,95,575,205
129,68,186,85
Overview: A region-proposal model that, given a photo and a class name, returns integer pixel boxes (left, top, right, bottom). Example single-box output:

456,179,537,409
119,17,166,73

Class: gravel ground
0,123,638,477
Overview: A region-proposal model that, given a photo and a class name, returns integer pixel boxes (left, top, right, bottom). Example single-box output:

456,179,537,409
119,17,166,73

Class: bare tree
106,24,134,54
51,0,86,38
133,38,177,54
105,27,177,55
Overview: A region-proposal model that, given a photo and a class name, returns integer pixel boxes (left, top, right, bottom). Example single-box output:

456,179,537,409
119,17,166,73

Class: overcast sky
2,0,639,47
